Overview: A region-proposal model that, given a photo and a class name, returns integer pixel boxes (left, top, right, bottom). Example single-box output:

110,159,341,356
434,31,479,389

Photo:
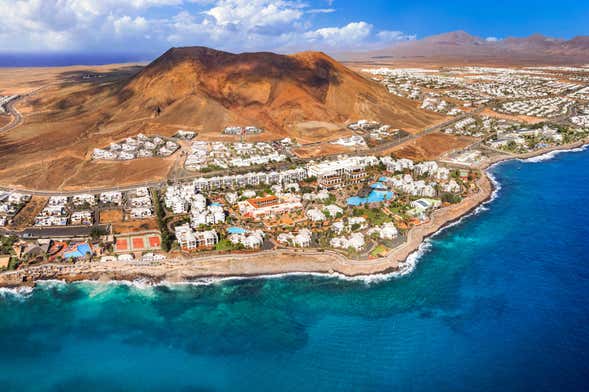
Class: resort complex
1,56,589,285
2,0,589,387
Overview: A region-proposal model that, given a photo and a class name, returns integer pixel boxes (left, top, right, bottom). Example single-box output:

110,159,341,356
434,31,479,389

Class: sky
0,0,587,57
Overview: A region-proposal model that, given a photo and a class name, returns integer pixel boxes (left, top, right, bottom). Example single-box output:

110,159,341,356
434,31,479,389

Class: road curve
0,98,23,133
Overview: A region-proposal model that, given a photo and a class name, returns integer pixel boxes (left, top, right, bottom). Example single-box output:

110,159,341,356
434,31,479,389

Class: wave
369,164,505,282
518,144,588,163
389,143,588,279
0,286,34,300
35,279,67,288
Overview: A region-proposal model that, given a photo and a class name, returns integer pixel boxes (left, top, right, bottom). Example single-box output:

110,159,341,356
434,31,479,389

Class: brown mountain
0,47,442,190
111,46,441,137
422,30,485,46
344,31,589,65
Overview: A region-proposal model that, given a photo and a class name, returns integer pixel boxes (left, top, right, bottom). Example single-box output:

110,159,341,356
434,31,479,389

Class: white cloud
304,22,373,48
204,0,304,30
307,8,336,14
110,16,149,35
486,36,500,42
0,0,414,53
377,30,416,43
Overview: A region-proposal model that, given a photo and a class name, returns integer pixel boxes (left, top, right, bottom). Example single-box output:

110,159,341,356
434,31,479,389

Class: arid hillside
112,47,441,138
343,31,589,66
0,47,442,190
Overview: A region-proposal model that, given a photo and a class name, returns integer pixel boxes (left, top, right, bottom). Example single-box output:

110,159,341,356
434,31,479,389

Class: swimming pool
64,243,92,259
369,182,387,190
347,190,394,206
227,227,246,234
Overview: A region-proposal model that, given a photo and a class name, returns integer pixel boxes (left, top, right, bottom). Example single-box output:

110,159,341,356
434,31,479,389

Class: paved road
0,87,47,133
367,106,486,155
0,97,23,133
0,180,166,197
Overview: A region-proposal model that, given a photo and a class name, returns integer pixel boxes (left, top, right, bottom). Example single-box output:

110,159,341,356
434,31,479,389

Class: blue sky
0,0,587,55
327,0,589,40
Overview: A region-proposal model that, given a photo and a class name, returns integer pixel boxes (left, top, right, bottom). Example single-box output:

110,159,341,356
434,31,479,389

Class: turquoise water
227,227,246,234
1,147,589,391
347,190,394,206
369,182,387,189
64,243,91,259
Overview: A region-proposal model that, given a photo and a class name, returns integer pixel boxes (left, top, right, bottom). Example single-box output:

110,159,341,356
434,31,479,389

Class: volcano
110,46,441,136
0,47,442,190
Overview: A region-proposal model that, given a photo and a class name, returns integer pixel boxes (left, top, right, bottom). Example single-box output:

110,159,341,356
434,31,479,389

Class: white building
130,207,152,219
306,208,326,222
307,156,377,189
368,222,398,240
323,204,343,217
330,233,365,251
100,191,123,205
176,224,219,250
70,211,93,226
72,194,96,207
229,230,265,249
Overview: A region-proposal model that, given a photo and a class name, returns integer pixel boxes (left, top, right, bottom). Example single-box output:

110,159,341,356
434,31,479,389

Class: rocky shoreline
1,139,587,289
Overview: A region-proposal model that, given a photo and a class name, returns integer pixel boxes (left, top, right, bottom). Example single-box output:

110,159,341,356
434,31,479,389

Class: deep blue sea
0,53,156,67
1,147,589,392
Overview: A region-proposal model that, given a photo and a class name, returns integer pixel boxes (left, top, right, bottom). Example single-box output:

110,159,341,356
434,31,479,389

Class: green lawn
370,244,389,257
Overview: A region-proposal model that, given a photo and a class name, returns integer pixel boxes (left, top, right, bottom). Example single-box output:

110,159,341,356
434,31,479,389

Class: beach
0,139,586,288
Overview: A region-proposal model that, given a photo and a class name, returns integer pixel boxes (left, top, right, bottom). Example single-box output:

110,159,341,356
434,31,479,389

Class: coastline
1,138,587,288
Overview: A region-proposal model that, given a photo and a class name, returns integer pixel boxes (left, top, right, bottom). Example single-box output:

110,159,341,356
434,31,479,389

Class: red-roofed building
238,195,302,219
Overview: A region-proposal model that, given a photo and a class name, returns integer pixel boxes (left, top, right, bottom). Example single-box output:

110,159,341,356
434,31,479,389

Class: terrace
185,140,292,172
92,134,179,161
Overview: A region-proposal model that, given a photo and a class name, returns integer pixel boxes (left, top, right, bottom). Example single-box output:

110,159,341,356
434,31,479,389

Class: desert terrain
0,47,443,191
341,31,589,67
385,133,478,161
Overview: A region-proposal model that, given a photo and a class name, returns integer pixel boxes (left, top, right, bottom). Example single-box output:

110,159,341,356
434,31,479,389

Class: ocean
0,53,156,67
1,147,589,391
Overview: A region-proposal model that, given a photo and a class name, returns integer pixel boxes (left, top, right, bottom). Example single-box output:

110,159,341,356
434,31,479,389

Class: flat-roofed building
175,224,218,250
238,195,302,219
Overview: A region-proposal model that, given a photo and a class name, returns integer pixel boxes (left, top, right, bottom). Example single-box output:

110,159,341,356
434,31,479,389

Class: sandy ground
113,218,159,235
480,108,546,124
292,143,355,158
0,63,144,95
385,133,478,161
8,196,47,229
99,209,159,234
0,114,10,128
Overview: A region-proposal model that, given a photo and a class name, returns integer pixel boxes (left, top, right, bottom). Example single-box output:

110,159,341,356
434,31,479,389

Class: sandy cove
1,139,587,288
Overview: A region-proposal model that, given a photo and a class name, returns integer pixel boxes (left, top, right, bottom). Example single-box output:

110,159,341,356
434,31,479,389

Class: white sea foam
518,144,588,163
0,286,33,300
364,165,504,283
35,279,67,288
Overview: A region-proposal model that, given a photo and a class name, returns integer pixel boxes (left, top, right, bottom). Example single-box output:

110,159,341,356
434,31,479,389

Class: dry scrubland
0,48,442,190
385,133,477,161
